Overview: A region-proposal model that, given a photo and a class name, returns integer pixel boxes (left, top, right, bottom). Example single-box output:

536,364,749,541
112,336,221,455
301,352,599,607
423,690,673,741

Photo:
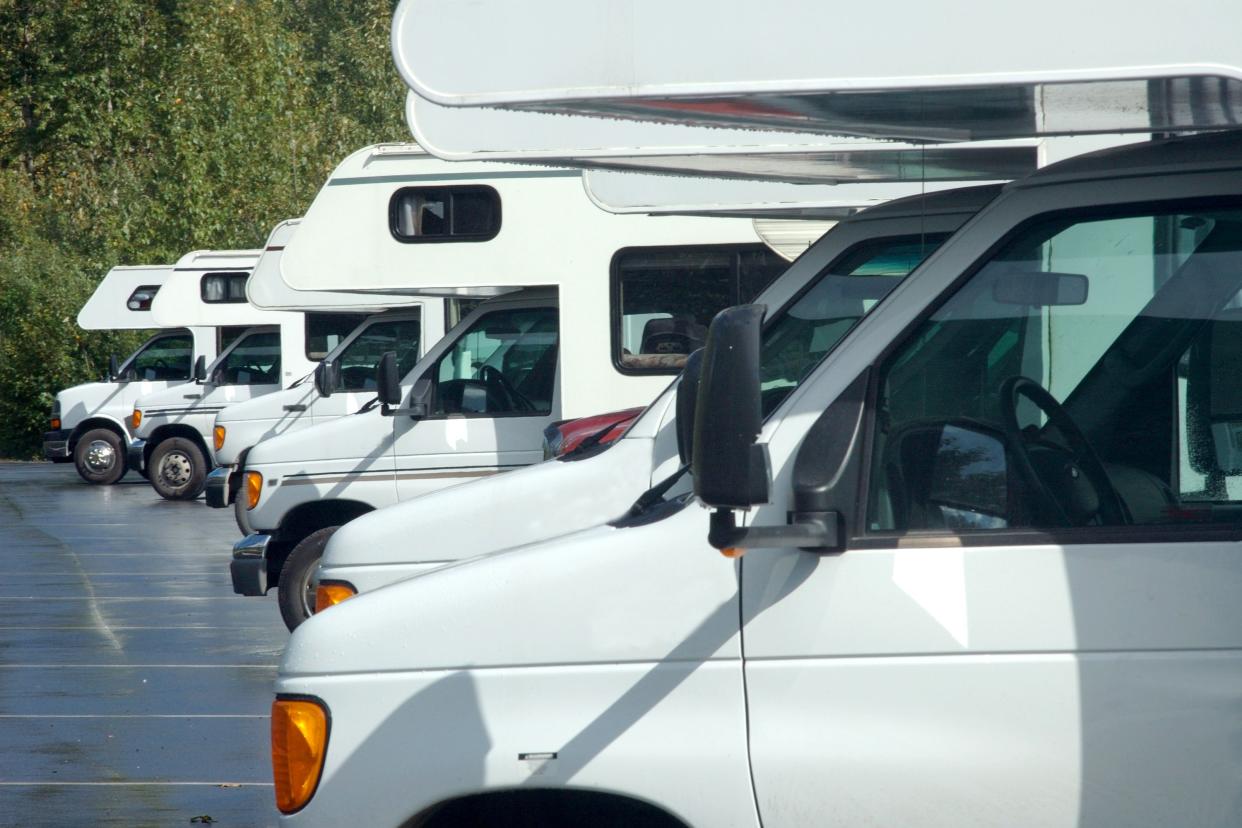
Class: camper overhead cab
228,145,791,630
203,219,446,511
128,245,383,501
45,265,216,485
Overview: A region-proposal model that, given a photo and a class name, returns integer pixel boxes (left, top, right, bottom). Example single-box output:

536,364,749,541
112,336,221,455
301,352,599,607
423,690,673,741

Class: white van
128,246,385,500
274,130,1242,827
203,218,446,510
228,145,788,629
312,183,999,609
44,265,216,485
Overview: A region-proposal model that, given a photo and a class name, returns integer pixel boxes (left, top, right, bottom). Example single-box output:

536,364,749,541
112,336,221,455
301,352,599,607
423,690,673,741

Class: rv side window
200,272,249,303
333,316,422,391
126,285,161,311
865,207,1242,537
124,333,193,381
758,233,949,416
305,312,370,361
431,307,558,416
612,245,785,375
389,186,500,243
217,331,281,386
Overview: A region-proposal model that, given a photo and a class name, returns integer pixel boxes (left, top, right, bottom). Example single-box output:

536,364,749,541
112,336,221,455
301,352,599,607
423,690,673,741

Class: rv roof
404,91,1038,183
281,144,767,294
246,218,423,311
393,0,1242,141
173,249,262,271
76,265,173,331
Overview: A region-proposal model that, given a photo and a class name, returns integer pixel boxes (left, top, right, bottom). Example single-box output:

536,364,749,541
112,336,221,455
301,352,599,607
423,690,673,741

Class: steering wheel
998,376,1127,527
479,365,535,412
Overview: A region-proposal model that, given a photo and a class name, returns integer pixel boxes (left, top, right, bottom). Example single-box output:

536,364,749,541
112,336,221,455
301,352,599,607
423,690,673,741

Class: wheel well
265,500,373,586
146,424,210,465
69,418,127,452
405,789,691,828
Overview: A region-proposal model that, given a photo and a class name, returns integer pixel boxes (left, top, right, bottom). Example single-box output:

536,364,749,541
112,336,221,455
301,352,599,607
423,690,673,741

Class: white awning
393,0,1242,140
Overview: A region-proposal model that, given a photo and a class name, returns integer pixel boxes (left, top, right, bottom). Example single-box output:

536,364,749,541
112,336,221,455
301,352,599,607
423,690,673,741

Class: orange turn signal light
720,547,746,559
50,418,61,430
131,409,142,429
213,426,226,452
244,471,263,510
271,696,330,814
314,581,357,614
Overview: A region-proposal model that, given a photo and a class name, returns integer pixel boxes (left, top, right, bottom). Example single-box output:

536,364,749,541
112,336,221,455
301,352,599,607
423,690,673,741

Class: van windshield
759,233,949,415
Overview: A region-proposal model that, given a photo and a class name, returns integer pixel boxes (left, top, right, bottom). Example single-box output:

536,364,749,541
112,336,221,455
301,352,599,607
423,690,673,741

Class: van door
205,330,284,411
391,305,559,501
742,207,1242,825
313,313,424,425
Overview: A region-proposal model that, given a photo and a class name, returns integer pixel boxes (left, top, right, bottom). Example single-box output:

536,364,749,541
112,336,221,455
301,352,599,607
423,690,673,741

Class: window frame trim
387,185,502,245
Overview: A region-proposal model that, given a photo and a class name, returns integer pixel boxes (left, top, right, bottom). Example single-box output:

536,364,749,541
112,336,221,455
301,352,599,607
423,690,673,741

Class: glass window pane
128,334,193,381
334,317,423,391
305,313,370,361
390,186,499,242
432,308,558,415
218,332,281,385
867,208,1242,534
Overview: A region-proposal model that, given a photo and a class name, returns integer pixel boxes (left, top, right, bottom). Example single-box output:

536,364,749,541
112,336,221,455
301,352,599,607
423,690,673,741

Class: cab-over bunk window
389,186,500,243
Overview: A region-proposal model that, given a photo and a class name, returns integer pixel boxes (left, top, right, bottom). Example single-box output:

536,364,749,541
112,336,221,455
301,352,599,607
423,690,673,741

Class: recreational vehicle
44,265,216,485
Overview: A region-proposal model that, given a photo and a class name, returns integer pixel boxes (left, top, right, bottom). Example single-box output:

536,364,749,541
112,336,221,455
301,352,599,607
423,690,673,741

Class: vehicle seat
639,317,707,356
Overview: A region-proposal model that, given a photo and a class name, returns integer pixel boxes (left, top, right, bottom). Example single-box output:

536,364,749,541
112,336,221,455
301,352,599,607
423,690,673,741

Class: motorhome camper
227,145,790,629
44,265,216,485
203,218,446,511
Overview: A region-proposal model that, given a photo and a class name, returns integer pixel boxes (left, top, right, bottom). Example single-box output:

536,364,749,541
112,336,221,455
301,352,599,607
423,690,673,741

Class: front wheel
278,526,339,632
148,437,208,501
73,428,126,485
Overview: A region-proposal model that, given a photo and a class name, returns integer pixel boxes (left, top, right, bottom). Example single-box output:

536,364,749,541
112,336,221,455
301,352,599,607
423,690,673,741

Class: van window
866,207,1242,535
217,326,248,353
217,331,281,386
333,316,423,391
613,245,786,375
200,272,249,303
124,333,193,381
389,186,500,243
126,285,161,311
432,307,558,416
759,233,949,416
305,312,370,361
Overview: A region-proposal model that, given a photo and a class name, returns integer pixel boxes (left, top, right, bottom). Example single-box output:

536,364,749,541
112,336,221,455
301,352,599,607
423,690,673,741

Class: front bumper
231,533,273,596
205,466,238,509
126,439,146,475
42,430,70,460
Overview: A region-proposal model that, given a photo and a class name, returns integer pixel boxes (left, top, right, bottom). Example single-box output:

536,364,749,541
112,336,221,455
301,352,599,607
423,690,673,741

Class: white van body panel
76,265,171,330
392,0,1242,139
152,249,287,329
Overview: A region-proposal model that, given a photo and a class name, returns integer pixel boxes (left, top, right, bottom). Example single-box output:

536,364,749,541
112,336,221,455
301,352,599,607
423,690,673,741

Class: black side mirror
692,305,769,510
675,348,705,466
193,355,208,382
693,304,837,554
109,353,121,382
376,351,402,414
314,361,339,398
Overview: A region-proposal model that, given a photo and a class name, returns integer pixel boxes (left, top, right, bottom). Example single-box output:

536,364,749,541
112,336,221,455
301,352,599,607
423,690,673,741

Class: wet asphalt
0,461,287,826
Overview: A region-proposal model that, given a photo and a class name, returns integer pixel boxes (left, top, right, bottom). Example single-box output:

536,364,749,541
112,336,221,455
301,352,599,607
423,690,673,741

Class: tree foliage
0,0,406,457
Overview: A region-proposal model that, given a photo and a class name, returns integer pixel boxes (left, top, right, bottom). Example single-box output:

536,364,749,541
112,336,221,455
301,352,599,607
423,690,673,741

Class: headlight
213,426,226,452
244,471,263,510
314,581,357,613
131,409,142,429
271,696,329,814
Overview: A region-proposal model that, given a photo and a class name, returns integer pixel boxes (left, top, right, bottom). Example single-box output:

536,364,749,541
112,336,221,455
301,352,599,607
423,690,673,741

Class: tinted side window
334,317,422,391
389,186,500,243
126,285,161,311
867,208,1242,535
432,308,558,416
128,334,193,381
613,245,785,375
305,313,370,361
218,332,281,386
201,272,249,303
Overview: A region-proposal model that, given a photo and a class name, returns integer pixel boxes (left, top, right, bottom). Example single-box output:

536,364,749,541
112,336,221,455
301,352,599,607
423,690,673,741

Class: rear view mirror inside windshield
993,271,1088,306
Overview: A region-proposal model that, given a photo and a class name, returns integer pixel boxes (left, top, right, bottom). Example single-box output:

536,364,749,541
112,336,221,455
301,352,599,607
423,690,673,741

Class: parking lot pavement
0,461,287,826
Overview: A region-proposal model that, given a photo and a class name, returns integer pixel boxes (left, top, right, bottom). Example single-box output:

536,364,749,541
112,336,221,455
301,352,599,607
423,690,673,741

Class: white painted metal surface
392,0,1242,140
151,249,288,329
76,265,172,330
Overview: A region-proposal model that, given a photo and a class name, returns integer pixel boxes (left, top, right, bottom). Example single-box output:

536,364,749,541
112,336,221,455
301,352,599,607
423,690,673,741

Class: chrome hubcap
84,440,116,473
158,451,192,488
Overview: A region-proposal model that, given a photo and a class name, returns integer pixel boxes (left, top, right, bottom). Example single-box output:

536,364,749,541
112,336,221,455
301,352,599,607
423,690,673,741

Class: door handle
283,404,308,412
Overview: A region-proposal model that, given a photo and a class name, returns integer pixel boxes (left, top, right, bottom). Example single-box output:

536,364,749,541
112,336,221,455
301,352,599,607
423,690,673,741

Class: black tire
278,526,339,632
73,428,127,485
148,437,209,501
